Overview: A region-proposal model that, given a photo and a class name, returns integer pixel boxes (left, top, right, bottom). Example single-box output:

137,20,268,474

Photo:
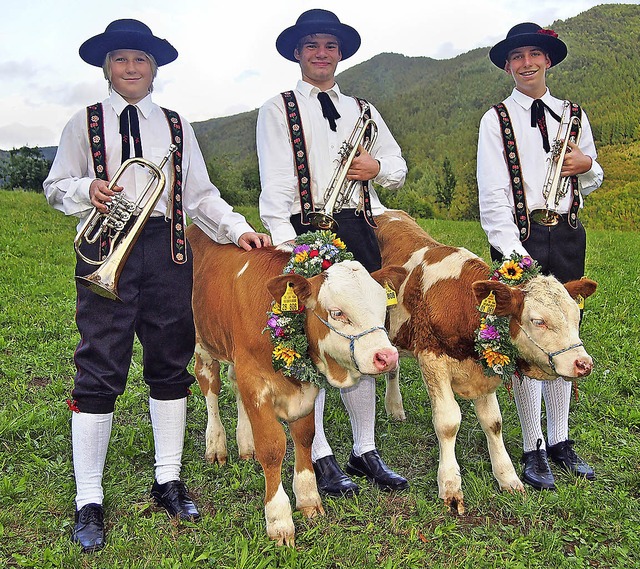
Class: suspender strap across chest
493,102,581,241
280,91,377,228
86,103,186,263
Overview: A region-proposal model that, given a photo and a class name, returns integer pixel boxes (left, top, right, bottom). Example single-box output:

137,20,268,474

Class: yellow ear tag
575,294,585,310
385,282,398,306
479,291,496,314
280,283,299,312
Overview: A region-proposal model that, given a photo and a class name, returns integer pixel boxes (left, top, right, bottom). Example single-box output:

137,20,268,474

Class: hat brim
79,31,178,67
489,33,567,68
276,23,361,62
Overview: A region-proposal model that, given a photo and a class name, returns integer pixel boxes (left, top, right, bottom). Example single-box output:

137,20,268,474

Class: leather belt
529,209,568,226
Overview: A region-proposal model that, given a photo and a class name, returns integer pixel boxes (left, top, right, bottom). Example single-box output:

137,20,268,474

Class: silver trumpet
532,102,582,226
74,144,177,301
308,104,378,230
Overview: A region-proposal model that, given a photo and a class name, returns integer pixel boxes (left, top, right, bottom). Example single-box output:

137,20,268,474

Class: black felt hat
79,19,178,67
276,9,361,62
489,22,567,68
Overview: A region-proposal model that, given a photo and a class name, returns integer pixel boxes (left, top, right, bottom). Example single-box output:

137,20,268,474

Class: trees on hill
0,146,51,191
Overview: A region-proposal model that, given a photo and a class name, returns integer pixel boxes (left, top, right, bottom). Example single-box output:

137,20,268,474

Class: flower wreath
474,253,540,378
264,231,354,385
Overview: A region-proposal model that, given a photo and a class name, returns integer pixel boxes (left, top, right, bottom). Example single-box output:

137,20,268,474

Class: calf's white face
513,276,593,380
312,261,399,387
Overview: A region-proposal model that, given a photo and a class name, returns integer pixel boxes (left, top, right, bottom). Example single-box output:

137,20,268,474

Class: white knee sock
149,397,186,484
340,375,376,456
72,411,113,510
311,388,333,462
511,374,545,452
542,377,571,446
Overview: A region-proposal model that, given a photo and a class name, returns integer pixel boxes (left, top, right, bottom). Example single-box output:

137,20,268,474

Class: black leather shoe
151,480,201,520
313,455,359,497
547,439,595,480
72,503,105,553
521,439,556,490
345,449,409,492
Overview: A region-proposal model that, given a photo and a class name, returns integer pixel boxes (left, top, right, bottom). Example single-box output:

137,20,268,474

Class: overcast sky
1,0,636,149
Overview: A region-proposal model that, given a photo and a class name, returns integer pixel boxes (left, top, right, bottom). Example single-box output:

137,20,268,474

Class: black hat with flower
489,22,567,69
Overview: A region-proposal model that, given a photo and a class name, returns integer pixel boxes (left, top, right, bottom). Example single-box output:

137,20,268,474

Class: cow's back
187,224,290,363
375,210,490,360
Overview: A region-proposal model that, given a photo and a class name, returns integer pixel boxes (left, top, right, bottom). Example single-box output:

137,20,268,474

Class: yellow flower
332,237,346,249
295,250,309,263
498,260,523,281
273,345,300,367
482,347,510,368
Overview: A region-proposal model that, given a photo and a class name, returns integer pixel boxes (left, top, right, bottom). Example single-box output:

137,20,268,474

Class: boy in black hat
476,22,603,490
257,9,408,497
44,19,270,552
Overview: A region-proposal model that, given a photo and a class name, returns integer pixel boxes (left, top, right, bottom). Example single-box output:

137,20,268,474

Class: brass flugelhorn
74,144,177,301
308,104,378,230
533,102,582,226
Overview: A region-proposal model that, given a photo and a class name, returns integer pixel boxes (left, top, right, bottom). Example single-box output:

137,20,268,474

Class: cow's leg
227,365,255,459
194,343,227,465
418,352,465,514
473,392,524,493
384,367,406,421
241,392,295,546
289,410,324,519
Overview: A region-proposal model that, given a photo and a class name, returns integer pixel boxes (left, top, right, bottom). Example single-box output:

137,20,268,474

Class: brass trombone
308,104,378,230
74,144,177,301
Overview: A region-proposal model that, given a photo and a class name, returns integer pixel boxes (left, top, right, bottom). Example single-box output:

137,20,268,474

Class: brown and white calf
187,225,406,545
374,210,597,514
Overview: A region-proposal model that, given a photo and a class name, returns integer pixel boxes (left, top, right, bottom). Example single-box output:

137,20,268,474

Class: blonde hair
103,50,158,93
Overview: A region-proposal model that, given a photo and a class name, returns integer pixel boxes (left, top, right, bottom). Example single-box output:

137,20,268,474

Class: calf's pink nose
374,348,399,372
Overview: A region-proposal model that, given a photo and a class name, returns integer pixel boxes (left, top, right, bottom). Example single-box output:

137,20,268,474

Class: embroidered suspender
493,101,581,240
281,91,377,228
86,103,186,264
161,108,186,263
566,103,582,229
281,91,314,225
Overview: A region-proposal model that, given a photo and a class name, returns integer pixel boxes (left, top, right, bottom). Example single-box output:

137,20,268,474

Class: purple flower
293,244,310,254
520,256,533,268
275,327,285,337
267,316,279,328
479,326,500,340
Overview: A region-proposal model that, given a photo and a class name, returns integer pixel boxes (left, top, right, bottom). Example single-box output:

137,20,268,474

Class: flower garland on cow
264,231,353,385
474,253,540,380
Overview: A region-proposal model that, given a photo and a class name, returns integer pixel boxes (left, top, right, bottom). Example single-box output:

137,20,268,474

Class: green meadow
1,190,638,568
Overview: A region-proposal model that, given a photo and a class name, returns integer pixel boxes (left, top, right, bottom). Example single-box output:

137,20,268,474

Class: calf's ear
266,273,313,305
472,280,524,317
564,278,597,300
370,266,408,293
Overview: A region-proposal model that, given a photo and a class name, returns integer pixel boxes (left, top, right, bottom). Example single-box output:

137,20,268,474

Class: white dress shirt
477,88,604,257
257,80,407,245
44,90,255,245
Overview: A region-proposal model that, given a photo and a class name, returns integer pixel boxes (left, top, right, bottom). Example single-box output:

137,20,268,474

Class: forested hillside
192,3,640,231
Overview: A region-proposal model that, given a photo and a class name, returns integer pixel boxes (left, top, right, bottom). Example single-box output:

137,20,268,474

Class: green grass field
1,190,638,568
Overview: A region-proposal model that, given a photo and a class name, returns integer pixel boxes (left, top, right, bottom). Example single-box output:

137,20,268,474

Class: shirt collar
109,90,154,119
297,79,342,102
511,87,551,111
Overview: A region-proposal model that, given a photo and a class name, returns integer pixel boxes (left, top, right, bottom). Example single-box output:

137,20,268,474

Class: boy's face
108,49,154,104
294,34,342,89
505,46,551,97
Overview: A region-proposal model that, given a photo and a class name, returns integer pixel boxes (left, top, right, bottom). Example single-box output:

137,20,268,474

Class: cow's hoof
204,451,227,466
445,495,465,515
500,478,525,493
298,504,325,519
268,526,296,547
238,451,256,461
